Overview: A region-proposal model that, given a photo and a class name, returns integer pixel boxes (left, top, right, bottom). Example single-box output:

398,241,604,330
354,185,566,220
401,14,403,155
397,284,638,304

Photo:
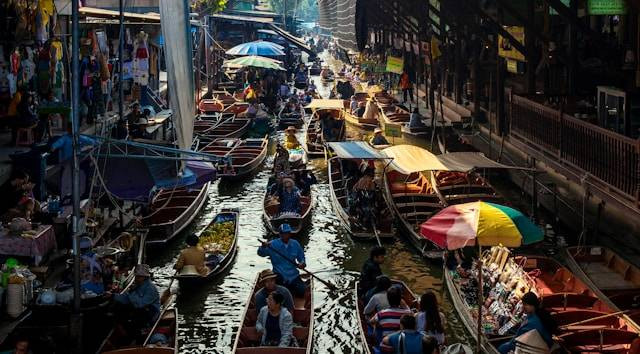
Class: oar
558,310,630,329
259,239,338,291
371,220,382,247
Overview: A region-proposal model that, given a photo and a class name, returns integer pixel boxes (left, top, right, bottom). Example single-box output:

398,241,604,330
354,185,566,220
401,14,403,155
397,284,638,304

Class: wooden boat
277,104,305,128
174,209,239,284
263,175,313,235
196,116,251,141
99,296,178,354
200,136,269,179
233,274,313,353
328,156,395,241
382,170,444,258
432,170,503,206
372,91,398,108
305,108,346,158
566,246,640,314
378,104,440,137
144,183,210,245
355,280,417,354
343,94,379,130
445,254,640,353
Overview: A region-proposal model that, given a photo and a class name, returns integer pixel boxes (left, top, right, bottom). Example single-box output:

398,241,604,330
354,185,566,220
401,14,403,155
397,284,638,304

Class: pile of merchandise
198,221,235,254
452,246,539,336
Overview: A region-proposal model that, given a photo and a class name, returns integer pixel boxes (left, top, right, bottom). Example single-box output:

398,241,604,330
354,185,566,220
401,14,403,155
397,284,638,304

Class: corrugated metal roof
209,13,274,24
79,6,161,22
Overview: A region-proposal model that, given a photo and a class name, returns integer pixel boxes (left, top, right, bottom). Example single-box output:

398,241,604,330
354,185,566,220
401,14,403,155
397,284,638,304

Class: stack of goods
453,246,538,336
198,221,234,254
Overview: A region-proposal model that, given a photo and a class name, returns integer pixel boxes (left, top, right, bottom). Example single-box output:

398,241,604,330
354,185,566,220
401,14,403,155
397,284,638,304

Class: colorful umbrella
420,201,543,250
225,40,286,57
223,55,285,71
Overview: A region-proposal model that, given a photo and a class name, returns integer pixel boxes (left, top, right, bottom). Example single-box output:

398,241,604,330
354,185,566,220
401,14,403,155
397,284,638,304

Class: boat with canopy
326,142,395,242
304,99,346,157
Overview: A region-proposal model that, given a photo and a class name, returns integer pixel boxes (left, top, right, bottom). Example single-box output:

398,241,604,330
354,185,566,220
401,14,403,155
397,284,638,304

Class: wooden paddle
259,239,338,291
371,220,382,247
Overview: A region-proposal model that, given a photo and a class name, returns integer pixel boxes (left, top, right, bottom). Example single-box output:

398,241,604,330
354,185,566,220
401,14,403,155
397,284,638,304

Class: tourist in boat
284,126,301,150
370,128,390,146
416,291,446,345
174,234,209,276
109,264,161,332
258,223,307,296
275,177,302,215
370,287,414,342
255,292,295,347
422,336,440,354
359,246,386,296
355,101,366,118
382,314,427,354
294,169,317,195
273,145,291,174
350,95,358,113
497,292,556,354
363,275,393,317
409,107,426,129
255,269,295,313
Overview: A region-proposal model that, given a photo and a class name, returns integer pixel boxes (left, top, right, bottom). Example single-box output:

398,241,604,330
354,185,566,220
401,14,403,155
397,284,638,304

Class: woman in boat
273,144,291,174
284,126,301,150
277,177,302,215
370,128,390,146
409,107,426,129
174,234,209,276
362,99,378,120
255,292,295,347
255,269,295,313
416,291,446,345
497,292,556,354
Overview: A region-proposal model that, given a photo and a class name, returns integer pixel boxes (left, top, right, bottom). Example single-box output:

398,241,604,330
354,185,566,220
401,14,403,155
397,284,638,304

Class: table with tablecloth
0,225,57,265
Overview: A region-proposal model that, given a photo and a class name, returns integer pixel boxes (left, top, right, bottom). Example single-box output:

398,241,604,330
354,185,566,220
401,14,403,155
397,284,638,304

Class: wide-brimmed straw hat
374,128,382,134
134,264,151,277
259,269,278,282
285,126,297,133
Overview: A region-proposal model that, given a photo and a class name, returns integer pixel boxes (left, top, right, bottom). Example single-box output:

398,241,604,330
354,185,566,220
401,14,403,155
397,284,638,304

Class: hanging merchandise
133,31,150,86
11,48,21,75
53,60,64,100
51,41,63,62
37,46,52,94
21,47,36,85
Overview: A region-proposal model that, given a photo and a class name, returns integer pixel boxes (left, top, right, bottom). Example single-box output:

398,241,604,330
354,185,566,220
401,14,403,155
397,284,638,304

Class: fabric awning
268,24,315,55
305,99,346,110
382,145,529,174
327,142,390,160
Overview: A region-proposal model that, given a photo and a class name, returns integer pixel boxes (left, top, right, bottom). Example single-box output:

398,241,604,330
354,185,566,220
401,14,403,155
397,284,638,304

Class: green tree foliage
192,0,229,14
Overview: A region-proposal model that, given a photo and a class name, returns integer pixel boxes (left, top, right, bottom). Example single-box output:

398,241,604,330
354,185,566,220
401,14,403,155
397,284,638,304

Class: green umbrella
223,55,286,71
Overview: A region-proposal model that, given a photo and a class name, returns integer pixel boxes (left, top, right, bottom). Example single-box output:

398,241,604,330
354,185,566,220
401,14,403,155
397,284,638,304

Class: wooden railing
509,95,640,206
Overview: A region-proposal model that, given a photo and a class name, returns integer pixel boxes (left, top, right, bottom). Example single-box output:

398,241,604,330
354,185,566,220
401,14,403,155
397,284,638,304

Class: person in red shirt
400,71,413,104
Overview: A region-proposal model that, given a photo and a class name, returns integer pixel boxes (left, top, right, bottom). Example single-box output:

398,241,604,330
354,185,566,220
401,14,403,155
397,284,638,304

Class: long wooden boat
566,246,640,316
305,108,346,157
432,170,503,206
382,170,443,258
263,176,313,236
355,280,417,354
200,137,269,179
144,183,210,245
378,104,431,137
99,296,178,354
233,274,314,353
196,116,251,141
372,91,398,109
277,105,305,129
446,254,640,353
328,156,395,241
343,95,379,130
174,209,239,284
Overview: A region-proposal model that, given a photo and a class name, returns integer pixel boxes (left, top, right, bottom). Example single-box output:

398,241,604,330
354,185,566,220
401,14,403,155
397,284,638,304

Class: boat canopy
305,99,345,110
327,141,390,160
382,145,529,174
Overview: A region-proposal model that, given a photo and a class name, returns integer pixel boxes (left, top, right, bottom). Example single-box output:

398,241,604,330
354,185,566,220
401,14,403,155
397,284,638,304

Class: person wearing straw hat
284,126,301,150
276,176,301,215
498,292,555,354
110,264,160,330
254,269,294,313
369,128,389,146
258,224,307,296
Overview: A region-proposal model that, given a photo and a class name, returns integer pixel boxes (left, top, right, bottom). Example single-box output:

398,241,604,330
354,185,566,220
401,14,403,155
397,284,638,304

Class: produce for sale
198,221,235,254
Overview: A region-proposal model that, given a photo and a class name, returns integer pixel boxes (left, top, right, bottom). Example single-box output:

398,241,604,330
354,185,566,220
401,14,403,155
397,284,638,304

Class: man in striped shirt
370,287,413,344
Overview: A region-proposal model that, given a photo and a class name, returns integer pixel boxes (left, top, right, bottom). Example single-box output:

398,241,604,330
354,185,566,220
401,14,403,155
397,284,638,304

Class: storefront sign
587,0,626,14
506,59,518,74
386,56,404,74
375,64,386,73
384,122,402,138
498,26,526,62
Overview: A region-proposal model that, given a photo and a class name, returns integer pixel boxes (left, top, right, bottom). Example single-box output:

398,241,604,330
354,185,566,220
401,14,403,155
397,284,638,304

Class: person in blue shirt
382,314,426,354
258,224,307,296
498,292,555,354
50,126,97,162
109,264,160,333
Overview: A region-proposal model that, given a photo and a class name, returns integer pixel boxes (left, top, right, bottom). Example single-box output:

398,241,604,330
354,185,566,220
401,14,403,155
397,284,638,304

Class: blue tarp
327,141,389,160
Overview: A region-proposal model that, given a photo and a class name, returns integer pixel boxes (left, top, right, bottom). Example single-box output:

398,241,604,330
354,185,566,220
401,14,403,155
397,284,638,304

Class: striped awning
327,141,389,160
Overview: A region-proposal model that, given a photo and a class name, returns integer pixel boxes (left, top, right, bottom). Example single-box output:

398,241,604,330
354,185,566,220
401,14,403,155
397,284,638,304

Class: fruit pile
198,221,235,254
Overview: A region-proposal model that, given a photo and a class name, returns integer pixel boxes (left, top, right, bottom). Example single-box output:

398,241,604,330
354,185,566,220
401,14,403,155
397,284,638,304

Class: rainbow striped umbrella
420,201,543,250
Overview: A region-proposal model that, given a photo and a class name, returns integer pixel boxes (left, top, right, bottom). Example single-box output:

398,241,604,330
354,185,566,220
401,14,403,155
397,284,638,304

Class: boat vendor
362,99,378,120
497,292,555,354
255,269,295,313
174,233,209,276
370,128,390,146
284,126,301,150
258,224,307,296
255,292,295,347
351,166,378,227
359,246,387,297
108,264,161,331
273,145,291,174
409,107,426,129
